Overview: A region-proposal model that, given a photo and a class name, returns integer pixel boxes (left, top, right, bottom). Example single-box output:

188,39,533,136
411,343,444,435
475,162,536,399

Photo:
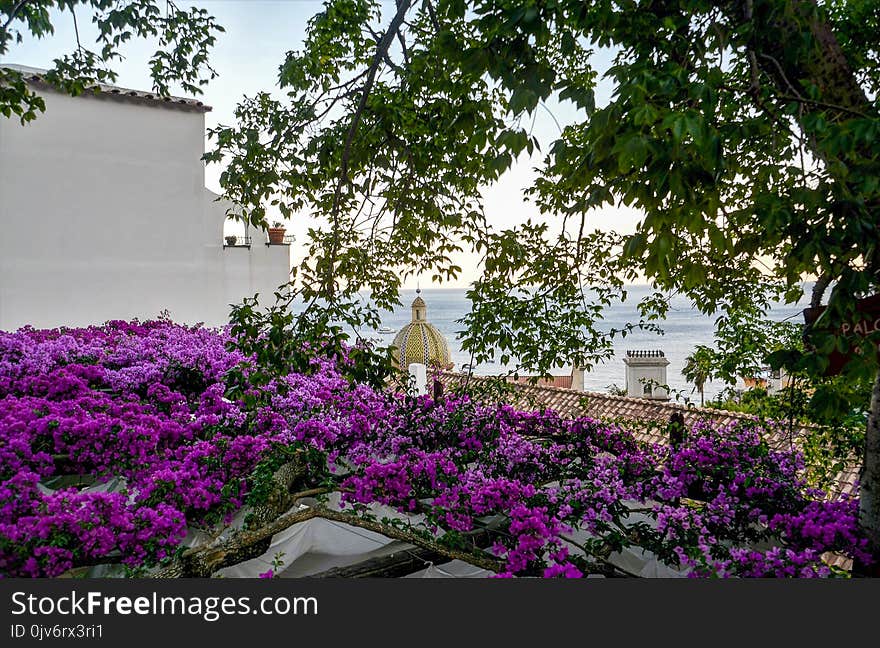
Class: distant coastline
299,285,809,402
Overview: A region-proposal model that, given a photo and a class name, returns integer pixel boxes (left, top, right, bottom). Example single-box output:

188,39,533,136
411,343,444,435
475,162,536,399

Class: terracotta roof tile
440,371,799,436
436,371,859,501
3,64,211,113
513,375,574,389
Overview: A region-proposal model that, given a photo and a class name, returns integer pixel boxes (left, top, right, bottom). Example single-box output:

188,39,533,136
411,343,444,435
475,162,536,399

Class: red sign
802,293,880,376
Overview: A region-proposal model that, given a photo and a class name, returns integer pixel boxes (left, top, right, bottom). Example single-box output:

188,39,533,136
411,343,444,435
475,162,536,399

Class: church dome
391,291,452,370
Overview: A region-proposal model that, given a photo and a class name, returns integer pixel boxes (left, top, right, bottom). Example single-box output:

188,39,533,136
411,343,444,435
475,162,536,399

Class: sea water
360,285,808,402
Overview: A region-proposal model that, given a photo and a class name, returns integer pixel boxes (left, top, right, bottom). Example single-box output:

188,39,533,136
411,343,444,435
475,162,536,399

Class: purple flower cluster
0,320,347,576
0,320,871,578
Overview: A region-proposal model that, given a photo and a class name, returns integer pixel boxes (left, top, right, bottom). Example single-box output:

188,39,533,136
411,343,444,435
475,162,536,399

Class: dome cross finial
411,288,427,322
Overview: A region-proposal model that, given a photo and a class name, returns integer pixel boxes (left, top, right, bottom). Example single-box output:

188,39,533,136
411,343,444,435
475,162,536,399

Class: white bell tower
623,350,670,400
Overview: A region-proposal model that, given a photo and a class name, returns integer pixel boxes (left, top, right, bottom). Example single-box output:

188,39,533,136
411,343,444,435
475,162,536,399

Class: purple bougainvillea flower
0,320,869,578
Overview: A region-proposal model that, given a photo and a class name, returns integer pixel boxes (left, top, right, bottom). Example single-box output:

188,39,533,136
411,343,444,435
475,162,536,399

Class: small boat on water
378,326,394,334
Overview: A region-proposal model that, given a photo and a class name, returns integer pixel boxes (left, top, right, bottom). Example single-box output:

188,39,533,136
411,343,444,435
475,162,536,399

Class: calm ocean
355,285,808,402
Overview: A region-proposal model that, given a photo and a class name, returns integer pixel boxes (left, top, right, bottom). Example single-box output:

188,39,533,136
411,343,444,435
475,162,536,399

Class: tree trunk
856,367,880,575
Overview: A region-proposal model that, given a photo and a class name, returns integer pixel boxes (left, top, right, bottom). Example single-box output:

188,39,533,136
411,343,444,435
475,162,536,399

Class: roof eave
5,65,212,113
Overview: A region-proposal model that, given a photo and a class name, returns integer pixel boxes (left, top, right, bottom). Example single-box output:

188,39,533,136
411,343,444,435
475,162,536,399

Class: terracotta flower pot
268,227,286,245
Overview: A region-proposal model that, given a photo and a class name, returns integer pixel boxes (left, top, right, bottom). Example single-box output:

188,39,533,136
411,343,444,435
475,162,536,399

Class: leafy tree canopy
0,0,223,122
203,0,879,383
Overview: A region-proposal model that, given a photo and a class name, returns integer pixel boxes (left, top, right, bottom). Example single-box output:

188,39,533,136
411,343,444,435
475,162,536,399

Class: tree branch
1,0,29,34
424,0,440,32
150,506,320,578
323,0,413,295
309,506,504,573
155,498,503,577
811,272,831,309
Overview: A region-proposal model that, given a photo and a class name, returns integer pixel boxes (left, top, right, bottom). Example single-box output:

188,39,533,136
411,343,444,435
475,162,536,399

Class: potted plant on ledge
268,221,286,245
225,235,237,247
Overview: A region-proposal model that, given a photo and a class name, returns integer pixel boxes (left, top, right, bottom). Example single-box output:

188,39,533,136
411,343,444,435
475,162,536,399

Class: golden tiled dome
391,292,452,370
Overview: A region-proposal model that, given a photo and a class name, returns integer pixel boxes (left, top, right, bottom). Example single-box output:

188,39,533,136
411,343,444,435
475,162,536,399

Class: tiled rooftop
437,371,859,498
3,64,212,113
441,371,803,441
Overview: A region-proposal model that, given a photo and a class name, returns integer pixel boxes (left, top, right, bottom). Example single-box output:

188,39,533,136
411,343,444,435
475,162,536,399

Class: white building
745,366,792,395
0,65,290,330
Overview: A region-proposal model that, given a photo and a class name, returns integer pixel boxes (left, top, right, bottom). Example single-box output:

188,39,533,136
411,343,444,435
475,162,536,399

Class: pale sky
2,0,644,288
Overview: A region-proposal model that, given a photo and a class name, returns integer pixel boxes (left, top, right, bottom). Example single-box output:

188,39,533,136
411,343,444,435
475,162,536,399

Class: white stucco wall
624,358,670,400
217,206,292,315
0,85,290,330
